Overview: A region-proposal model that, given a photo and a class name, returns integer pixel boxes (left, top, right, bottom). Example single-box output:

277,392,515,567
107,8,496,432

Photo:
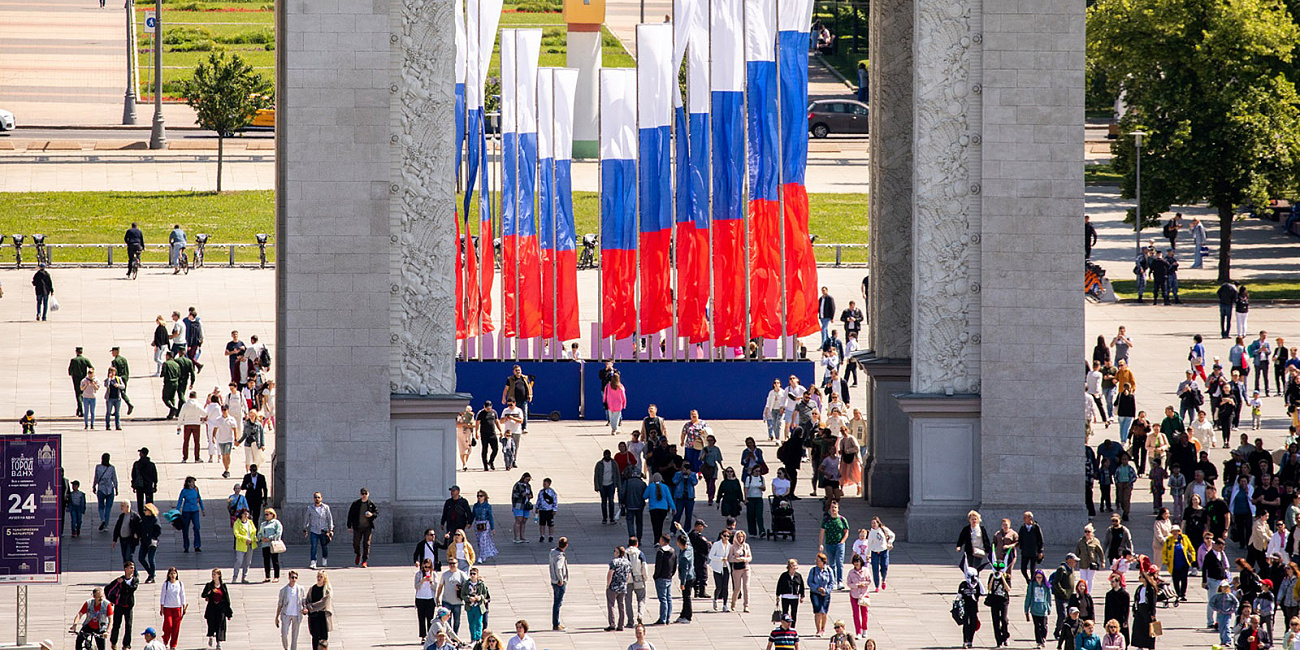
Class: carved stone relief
392,0,457,395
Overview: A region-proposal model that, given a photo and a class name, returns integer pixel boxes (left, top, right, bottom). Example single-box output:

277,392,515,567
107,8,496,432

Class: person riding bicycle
168,224,187,274
125,222,145,276
69,587,114,650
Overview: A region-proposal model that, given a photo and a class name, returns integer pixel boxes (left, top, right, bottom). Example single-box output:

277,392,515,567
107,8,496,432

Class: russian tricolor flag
500,30,518,337
674,0,710,344
503,29,544,339
466,0,502,336
600,69,638,342
454,0,468,339
779,0,819,337
538,68,581,344
638,23,674,337
711,0,746,348
745,0,781,340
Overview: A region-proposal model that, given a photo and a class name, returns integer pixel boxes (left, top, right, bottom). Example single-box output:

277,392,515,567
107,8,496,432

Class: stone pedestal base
896,393,981,543
861,356,911,507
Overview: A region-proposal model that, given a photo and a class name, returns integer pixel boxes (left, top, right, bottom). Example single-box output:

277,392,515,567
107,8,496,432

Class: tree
179,52,272,192
1089,0,1300,281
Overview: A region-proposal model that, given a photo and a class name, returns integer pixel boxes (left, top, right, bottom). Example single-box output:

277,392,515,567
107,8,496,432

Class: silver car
807,99,869,138
0,109,14,131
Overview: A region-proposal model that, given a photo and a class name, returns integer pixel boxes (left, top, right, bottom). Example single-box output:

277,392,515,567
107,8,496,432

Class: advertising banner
0,435,61,583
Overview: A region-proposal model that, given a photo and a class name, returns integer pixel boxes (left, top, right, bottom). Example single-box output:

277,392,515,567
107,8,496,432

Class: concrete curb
0,139,274,152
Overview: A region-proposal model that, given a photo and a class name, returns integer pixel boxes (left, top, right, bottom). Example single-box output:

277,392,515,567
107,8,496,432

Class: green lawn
1085,162,1122,185
0,192,275,264
1109,279,1300,301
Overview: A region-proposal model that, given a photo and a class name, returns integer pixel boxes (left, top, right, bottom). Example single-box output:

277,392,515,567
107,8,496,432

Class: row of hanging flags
453,0,819,349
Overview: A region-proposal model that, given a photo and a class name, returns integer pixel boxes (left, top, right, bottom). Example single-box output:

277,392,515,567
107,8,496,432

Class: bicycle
69,626,106,650
175,247,190,275
127,248,141,280
33,235,50,266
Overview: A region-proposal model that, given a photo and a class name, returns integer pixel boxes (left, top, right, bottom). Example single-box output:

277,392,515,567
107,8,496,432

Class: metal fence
0,243,273,268
812,242,867,267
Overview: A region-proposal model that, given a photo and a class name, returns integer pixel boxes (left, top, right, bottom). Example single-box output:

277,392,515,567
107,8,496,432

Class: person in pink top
603,375,628,435
845,553,873,635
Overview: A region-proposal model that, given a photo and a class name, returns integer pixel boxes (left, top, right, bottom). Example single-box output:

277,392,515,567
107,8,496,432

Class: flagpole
598,72,606,362
706,0,715,362
633,31,642,363
741,0,751,362
513,34,522,363
476,0,485,361
776,0,787,360
669,4,678,363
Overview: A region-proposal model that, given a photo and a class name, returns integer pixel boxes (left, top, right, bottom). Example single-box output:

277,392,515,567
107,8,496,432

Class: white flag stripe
478,0,504,87
554,69,579,162
670,0,697,108
500,29,516,133
686,0,709,114
455,0,467,84
711,0,744,92
637,23,674,130
538,68,555,160
744,0,775,63
466,0,480,108
600,69,638,160
516,29,543,135
778,0,814,31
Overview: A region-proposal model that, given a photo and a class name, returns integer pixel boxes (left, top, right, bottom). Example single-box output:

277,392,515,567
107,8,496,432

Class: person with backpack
1050,555,1080,638
986,564,1012,647
1177,370,1204,428
1133,249,1151,304
106,561,139,650
1163,213,1182,249
956,567,983,648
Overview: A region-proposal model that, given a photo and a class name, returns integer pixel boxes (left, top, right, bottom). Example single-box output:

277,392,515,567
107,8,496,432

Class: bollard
835,246,842,267
229,245,235,267
108,246,114,267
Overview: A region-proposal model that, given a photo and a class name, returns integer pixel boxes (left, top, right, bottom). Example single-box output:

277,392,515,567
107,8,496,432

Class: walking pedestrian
112,501,141,566
176,476,204,553
776,559,807,626
820,501,849,589
415,559,438,639
958,568,983,648
303,492,334,569
344,489,377,568
627,536,650,623
728,530,753,613
1236,286,1251,339
200,569,233,650
645,472,676,543
956,510,993,574
241,464,268,527
66,480,87,537
106,561,139,650
596,451,620,525
93,454,119,532
80,368,101,429
436,558,468,633
461,567,490,642
1025,569,1052,649
986,564,1012,648
32,264,53,321
158,567,187,650
536,477,557,543
671,464,698,526
183,308,204,372
846,554,871,635
501,399,524,469
605,376,628,434
259,508,284,582
304,571,334,650
104,366,128,430
653,534,676,624
549,537,569,631
606,546,631,631
674,532,696,624
623,471,648,541
477,401,500,471
744,465,767,538
276,571,306,650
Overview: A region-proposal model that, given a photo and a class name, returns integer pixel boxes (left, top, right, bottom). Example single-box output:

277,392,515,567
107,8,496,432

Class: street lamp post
123,0,137,125
1130,131,1146,255
148,0,167,149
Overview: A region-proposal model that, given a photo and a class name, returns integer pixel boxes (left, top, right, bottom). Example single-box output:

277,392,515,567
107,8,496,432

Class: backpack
258,346,271,369
1163,220,1176,237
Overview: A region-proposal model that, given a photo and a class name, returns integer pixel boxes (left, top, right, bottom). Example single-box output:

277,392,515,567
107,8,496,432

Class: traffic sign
0,436,61,584
144,11,156,34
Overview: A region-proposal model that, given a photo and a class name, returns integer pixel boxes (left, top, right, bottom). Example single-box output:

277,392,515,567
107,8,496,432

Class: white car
0,109,14,131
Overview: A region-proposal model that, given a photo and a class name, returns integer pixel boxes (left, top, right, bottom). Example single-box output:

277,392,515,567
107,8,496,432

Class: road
0,127,273,141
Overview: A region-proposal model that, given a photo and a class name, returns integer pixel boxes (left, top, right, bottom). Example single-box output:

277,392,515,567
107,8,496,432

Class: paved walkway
1087,185,1300,282
2,266,1299,649
0,0,196,127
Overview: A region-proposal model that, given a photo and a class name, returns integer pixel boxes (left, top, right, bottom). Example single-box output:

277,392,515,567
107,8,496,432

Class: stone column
864,0,914,506
903,0,983,538
975,0,1084,543
277,0,465,543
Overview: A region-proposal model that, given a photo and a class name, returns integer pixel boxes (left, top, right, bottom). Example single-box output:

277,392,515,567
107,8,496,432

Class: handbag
475,521,489,532
270,539,287,554
1149,620,1163,637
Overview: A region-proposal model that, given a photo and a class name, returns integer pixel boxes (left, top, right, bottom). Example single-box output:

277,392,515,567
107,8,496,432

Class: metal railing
811,242,868,267
0,242,274,268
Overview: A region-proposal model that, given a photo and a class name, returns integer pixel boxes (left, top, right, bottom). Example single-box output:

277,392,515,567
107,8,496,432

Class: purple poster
0,436,61,583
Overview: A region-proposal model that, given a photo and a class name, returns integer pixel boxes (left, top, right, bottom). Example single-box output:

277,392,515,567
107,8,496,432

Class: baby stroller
768,494,796,540
1137,555,1179,608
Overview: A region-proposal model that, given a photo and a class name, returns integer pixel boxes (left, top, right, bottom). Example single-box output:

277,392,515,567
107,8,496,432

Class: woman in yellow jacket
446,529,477,567
232,508,259,583
1161,524,1196,601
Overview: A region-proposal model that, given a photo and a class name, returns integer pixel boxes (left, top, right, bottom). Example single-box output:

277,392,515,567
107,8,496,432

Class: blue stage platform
455,360,816,421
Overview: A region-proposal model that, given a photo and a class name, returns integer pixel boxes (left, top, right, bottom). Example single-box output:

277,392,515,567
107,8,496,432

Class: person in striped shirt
766,614,802,650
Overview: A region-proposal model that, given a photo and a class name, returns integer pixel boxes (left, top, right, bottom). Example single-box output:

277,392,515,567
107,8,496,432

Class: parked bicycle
578,233,599,270
194,234,209,268
32,234,50,266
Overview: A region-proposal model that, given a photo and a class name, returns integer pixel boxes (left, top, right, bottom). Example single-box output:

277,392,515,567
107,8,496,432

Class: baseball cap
694,519,708,528
449,485,461,492
782,614,793,623
142,627,157,637
1068,607,1080,614
1066,553,1079,561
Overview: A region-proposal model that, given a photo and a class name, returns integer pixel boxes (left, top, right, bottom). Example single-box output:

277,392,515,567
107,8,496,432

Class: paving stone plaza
2,263,1298,649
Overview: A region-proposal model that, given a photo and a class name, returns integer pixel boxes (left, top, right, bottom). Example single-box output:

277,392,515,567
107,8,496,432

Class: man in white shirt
436,558,469,633
275,571,307,650
211,405,239,479
225,382,247,423
501,400,524,470
505,621,537,650
203,393,224,463
141,627,166,650
169,312,187,355
177,391,205,463
783,376,806,438
764,380,786,442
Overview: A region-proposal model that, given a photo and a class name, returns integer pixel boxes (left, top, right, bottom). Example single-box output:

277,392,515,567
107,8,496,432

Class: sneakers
540,535,545,543
309,561,317,569
320,559,327,567
355,554,361,566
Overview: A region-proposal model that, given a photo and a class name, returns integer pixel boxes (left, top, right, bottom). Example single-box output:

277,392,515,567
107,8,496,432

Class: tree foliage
1088,0,1300,280
179,52,272,192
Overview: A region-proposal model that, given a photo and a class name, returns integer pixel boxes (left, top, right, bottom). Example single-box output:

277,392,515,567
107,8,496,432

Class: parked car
0,108,14,132
249,107,274,129
807,99,868,138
